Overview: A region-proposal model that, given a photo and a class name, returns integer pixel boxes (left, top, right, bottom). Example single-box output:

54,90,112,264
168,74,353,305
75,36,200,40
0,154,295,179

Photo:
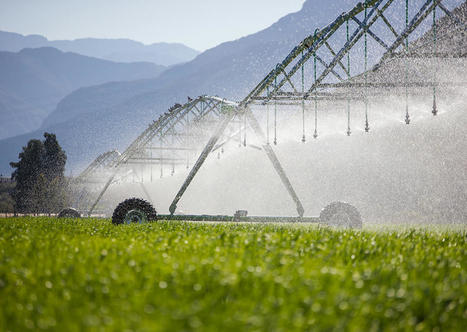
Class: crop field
0,218,465,331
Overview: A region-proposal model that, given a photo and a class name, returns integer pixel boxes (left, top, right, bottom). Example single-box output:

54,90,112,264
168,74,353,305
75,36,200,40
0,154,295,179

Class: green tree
0,182,15,213
43,133,66,182
10,133,68,213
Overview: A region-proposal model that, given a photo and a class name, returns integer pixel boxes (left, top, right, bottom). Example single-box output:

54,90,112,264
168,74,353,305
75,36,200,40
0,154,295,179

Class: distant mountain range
0,31,200,66
0,47,166,139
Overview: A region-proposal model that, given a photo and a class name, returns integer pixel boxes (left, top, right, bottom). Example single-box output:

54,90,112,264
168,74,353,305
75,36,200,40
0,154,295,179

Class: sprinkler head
221,147,224,154
365,122,370,132
405,114,410,125
346,129,351,136
432,99,438,116
313,131,318,139
273,138,277,145
301,135,306,143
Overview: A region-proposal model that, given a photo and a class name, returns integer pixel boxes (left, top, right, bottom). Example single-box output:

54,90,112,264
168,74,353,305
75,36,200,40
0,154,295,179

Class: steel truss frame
77,0,466,217
78,96,240,215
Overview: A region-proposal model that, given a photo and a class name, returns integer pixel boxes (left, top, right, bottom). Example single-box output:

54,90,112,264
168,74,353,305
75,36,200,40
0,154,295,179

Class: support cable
301,51,306,143
364,1,370,132
405,0,411,124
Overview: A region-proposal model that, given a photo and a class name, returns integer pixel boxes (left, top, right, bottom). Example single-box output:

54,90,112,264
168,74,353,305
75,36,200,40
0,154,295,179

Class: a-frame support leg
87,173,116,216
245,109,305,217
140,182,153,205
169,108,305,217
169,113,236,215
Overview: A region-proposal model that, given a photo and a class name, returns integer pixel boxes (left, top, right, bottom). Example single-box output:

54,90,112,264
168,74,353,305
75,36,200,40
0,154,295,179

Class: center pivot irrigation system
59,0,466,227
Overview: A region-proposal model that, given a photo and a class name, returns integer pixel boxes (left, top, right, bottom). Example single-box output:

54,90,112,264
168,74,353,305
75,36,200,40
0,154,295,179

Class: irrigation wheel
111,198,157,225
57,207,81,218
319,202,362,229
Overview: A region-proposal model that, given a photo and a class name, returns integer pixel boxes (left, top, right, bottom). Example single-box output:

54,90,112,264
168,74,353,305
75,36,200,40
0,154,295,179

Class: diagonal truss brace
373,0,443,71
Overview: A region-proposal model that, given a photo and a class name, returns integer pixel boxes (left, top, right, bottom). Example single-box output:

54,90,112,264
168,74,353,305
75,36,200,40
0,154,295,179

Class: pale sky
0,0,306,51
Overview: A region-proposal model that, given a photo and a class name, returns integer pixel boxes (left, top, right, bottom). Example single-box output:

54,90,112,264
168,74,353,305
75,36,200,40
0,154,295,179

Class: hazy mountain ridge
0,47,165,139
0,31,200,66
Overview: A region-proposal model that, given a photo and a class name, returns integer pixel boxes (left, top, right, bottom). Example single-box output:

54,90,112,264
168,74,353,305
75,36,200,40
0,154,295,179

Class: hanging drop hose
266,86,270,145
160,139,163,178
171,128,175,176
274,69,278,145
405,0,411,125
301,51,306,143
243,111,247,147
186,114,190,169
364,1,370,132
150,148,153,182
238,113,242,147
346,19,351,136
313,52,318,139
432,0,438,116
313,29,319,139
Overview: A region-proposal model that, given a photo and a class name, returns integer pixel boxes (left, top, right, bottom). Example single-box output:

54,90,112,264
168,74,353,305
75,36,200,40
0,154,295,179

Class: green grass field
0,217,465,331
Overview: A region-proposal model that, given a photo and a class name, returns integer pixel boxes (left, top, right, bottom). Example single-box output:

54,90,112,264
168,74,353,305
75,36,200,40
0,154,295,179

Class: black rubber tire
57,207,81,218
319,202,362,229
111,198,157,225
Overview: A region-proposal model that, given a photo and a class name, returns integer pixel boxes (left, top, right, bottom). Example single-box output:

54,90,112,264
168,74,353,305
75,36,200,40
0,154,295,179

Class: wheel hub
328,211,352,228
124,209,148,224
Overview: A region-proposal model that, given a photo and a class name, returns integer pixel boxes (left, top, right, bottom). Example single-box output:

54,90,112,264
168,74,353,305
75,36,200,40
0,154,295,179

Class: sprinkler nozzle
432,99,438,116
405,114,410,125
